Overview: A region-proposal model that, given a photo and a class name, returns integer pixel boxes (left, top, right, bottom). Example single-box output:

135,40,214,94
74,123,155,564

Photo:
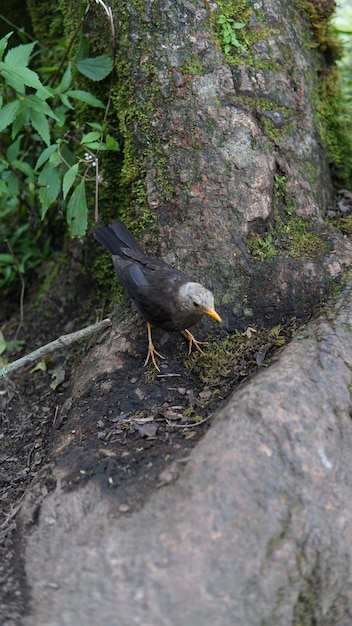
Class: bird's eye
193,301,200,308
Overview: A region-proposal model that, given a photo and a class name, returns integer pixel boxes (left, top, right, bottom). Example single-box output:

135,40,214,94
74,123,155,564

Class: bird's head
178,282,222,323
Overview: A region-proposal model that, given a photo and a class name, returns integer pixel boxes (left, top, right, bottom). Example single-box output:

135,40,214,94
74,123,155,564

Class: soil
5,190,351,624
0,283,300,626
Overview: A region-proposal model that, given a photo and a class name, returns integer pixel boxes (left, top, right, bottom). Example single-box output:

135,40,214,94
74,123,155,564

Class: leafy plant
0,330,25,367
249,230,279,261
0,31,117,237
217,14,246,54
0,222,51,292
0,0,118,295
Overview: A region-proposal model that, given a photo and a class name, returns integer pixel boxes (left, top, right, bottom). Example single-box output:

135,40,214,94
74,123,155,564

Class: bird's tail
94,220,142,257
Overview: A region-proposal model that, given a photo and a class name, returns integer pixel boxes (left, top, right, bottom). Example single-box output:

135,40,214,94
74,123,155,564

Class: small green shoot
218,14,246,54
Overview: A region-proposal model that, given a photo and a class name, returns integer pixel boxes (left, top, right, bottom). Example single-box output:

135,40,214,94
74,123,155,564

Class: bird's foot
181,329,206,356
145,322,165,371
144,344,165,372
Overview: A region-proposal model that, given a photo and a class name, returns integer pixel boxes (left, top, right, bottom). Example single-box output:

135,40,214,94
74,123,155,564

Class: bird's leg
144,322,165,371
180,329,206,356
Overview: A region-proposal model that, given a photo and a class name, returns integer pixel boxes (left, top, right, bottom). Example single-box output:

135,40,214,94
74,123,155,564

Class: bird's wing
112,255,184,327
123,248,193,280
94,221,142,256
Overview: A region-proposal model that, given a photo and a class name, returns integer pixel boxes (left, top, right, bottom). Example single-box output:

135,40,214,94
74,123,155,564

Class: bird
93,220,222,371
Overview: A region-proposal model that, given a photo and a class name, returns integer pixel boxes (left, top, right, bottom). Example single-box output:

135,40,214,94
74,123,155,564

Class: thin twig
0,318,112,378
165,412,214,428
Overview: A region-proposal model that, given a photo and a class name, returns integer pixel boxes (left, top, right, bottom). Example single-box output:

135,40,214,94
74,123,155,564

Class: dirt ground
0,288,300,626
2,188,351,624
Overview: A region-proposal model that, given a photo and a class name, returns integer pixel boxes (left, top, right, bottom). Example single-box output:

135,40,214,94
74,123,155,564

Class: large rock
22,283,352,625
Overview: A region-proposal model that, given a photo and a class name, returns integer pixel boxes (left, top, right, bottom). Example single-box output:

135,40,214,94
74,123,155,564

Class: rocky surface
20,282,352,626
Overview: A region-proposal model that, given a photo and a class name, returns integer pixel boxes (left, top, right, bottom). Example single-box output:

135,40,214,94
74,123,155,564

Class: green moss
334,215,352,236
314,68,352,187
248,174,329,261
184,322,293,394
296,0,341,57
27,0,64,48
179,55,204,76
293,580,318,626
91,250,123,303
293,0,352,186
211,0,254,59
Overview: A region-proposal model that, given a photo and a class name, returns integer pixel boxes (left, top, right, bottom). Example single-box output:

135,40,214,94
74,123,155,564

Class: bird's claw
144,344,165,372
181,329,206,356
145,322,165,371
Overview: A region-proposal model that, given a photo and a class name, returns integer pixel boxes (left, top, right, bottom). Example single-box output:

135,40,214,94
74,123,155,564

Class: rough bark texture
112,0,352,330
22,282,352,626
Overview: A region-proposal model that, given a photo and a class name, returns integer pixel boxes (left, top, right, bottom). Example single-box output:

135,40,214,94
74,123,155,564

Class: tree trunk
3,1,352,625
110,0,352,330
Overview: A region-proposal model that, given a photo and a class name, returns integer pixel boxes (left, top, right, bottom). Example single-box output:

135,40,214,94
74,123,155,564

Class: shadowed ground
21,282,352,626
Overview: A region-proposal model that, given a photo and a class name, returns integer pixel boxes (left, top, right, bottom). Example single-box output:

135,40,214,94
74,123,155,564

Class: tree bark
110,0,352,330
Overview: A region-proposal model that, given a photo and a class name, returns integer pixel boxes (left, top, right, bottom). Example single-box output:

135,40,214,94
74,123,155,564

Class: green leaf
53,105,68,127
35,144,58,170
105,134,119,150
49,150,62,167
0,179,10,196
4,338,25,352
0,253,15,265
38,162,61,217
59,144,75,168
59,93,74,110
63,163,79,200
1,66,51,95
87,122,104,130
30,360,47,373
12,108,28,139
66,89,105,108
50,364,66,389
59,63,72,92
0,331,6,356
26,94,59,120
36,85,55,100
4,41,36,68
67,179,87,236
75,33,90,64
75,55,113,81
0,32,13,61
30,109,50,146
7,171,19,196
13,159,34,179
81,131,101,143
81,141,102,150
6,136,21,161
10,223,30,243
0,100,21,131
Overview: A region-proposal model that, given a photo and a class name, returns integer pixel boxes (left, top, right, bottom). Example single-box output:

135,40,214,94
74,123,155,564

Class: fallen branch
0,318,112,378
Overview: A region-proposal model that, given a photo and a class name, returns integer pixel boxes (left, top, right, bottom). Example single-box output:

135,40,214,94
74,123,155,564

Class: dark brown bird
94,221,221,370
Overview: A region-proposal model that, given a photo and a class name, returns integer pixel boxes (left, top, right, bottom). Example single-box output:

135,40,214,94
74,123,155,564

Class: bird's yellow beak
204,307,222,323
